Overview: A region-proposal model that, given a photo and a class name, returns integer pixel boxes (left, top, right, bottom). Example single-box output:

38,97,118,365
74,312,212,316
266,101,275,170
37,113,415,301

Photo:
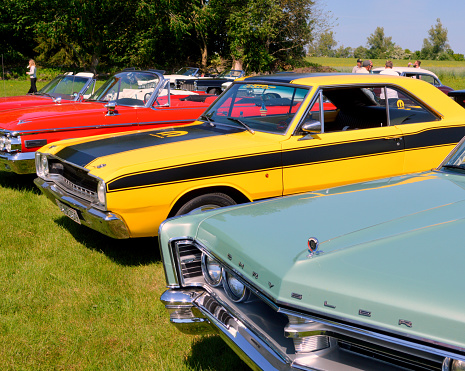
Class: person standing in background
352,59,362,73
356,60,372,74
26,59,37,94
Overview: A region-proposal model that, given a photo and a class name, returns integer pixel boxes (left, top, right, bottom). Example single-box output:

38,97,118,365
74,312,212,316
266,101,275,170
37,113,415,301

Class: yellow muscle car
34,73,465,238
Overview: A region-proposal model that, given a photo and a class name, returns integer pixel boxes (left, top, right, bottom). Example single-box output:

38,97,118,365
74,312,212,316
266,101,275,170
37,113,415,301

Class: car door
282,86,405,196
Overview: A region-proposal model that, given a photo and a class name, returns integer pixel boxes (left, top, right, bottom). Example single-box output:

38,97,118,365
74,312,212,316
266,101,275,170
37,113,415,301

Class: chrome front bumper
161,288,435,371
34,177,130,239
0,152,35,174
161,288,290,371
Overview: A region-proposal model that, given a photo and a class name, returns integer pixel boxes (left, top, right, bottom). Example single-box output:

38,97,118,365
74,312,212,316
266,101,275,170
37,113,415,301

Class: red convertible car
0,70,215,174
0,72,96,111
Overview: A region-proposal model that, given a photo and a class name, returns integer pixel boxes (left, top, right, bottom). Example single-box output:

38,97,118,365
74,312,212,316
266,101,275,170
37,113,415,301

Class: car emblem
307,237,323,258
96,164,106,168
399,319,412,328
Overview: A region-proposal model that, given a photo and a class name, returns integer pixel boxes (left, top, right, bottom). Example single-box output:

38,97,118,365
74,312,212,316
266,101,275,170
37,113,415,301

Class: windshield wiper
227,117,255,134
200,112,215,127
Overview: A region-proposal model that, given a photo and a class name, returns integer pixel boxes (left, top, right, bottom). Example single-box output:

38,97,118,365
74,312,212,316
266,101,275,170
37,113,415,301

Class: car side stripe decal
106,124,465,192
108,152,283,191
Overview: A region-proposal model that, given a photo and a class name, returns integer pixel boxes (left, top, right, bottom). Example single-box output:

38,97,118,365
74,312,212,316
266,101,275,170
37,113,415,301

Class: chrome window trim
293,83,443,137
206,81,312,137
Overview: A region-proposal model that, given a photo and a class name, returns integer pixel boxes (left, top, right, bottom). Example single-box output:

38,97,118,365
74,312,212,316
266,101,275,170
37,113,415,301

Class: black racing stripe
108,137,401,192
403,125,465,150
55,124,240,167
108,152,283,191
104,124,465,192
282,137,400,167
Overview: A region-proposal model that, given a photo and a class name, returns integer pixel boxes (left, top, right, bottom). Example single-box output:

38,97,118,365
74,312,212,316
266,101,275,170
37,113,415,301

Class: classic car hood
0,101,112,131
193,172,465,347
51,123,282,184
0,95,60,111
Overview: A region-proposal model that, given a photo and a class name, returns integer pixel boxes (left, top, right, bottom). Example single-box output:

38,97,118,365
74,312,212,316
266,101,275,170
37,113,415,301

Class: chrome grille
174,240,202,281
59,177,97,198
49,159,98,203
180,82,195,91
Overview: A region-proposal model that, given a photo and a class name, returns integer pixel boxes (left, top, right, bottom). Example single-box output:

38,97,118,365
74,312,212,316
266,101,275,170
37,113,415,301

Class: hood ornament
307,237,323,258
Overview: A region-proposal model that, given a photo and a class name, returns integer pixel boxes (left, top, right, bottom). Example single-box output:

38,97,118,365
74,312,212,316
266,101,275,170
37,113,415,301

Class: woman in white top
26,59,37,94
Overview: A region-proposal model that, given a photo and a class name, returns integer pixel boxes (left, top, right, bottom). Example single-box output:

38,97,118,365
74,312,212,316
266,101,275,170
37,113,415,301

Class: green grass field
0,85,245,369
0,177,246,370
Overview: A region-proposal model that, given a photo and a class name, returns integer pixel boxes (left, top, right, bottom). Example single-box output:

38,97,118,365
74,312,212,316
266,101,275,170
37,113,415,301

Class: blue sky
322,0,465,55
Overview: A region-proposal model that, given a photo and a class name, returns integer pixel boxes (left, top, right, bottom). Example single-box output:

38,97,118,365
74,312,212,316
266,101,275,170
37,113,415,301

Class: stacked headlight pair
201,253,250,303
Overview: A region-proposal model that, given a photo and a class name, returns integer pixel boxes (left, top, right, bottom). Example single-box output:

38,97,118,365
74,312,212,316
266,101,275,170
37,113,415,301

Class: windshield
439,139,465,173
87,71,161,106
218,70,243,78
200,83,309,134
38,74,93,100
175,67,199,76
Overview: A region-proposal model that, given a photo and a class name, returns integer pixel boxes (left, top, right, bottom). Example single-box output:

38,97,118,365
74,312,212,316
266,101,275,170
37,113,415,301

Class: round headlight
0,136,6,151
201,254,222,287
40,154,49,177
97,180,106,205
222,270,250,302
444,358,465,371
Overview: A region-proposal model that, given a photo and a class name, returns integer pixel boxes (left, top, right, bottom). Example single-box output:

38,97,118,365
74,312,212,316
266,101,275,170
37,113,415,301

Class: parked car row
3,69,465,370
175,69,245,95
0,70,213,174
371,66,454,94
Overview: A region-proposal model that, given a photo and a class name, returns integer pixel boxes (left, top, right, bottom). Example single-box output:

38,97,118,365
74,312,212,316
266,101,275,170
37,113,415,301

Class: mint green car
159,136,465,370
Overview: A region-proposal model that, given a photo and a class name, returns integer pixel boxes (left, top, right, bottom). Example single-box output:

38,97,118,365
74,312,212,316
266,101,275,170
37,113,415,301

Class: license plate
56,200,81,225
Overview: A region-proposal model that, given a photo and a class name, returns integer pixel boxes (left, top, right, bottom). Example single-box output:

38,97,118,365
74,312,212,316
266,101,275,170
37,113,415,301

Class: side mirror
105,101,118,116
301,120,322,134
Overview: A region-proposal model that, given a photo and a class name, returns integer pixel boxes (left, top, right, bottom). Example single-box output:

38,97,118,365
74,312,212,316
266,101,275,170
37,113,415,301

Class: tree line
1,0,329,75
309,18,464,61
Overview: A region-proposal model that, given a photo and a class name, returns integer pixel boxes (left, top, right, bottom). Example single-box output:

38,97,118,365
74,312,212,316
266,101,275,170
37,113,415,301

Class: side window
300,85,439,134
385,88,439,125
420,75,436,85
302,87,387,132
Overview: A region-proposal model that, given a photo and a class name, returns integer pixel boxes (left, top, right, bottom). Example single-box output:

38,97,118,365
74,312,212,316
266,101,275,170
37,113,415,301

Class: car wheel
175,193,236,216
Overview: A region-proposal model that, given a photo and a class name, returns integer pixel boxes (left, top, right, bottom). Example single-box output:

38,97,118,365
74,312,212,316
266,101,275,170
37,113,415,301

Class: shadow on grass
55,216,160,266
0,171,40,193
186,335,249,370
